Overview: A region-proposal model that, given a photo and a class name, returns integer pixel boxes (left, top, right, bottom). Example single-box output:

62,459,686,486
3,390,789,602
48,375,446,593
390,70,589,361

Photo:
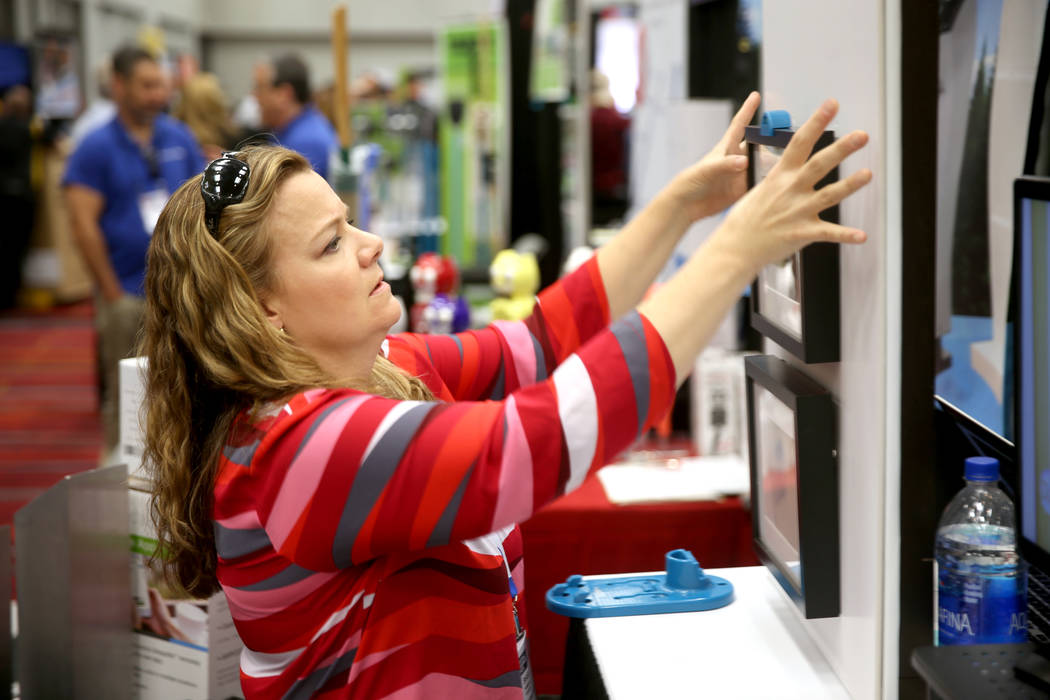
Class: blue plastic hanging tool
760,110,792,137
545,549,735,618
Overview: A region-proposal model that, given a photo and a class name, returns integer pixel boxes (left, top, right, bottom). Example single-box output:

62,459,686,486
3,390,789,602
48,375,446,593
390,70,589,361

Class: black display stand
744,355,839,619
506,0,565,289
560,618,609,700
899,2,940,697
911,644,1049,699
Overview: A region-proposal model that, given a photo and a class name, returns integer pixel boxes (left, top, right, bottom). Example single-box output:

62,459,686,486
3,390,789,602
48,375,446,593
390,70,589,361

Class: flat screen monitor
935,176,1050,653
1014,176,1050,567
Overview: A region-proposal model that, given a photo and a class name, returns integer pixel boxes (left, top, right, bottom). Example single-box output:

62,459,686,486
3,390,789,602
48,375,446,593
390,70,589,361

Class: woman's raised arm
597,91,760,319
639,97,872,382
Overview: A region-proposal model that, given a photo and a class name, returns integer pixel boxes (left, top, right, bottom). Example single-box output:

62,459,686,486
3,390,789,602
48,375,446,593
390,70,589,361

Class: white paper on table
596,454,749,505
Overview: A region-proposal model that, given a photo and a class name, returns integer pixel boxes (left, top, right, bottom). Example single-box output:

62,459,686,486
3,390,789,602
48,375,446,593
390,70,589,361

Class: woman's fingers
810,168,873,216
807,221,868,245
722,91,761,153
800,130,869,188
781,98,839,169
716,99,871,268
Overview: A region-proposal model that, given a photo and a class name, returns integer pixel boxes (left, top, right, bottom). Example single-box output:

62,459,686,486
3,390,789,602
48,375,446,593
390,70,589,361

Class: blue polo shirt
63,114,204,295
273,105,338,180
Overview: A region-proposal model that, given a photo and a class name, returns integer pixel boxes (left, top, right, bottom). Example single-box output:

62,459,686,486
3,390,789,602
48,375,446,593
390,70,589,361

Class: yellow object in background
489,249,539,320
137,26,166,59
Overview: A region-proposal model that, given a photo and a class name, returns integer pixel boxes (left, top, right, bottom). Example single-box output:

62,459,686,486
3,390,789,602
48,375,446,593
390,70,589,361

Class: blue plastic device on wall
545,549,735,618
760,110,792,136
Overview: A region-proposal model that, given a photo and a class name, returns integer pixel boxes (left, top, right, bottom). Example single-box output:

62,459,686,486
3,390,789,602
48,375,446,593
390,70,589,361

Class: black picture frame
745,125,840,363
744,354,839,619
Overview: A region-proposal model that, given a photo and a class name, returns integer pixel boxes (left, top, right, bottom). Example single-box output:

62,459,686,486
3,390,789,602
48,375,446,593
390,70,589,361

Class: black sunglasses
200,153,250,237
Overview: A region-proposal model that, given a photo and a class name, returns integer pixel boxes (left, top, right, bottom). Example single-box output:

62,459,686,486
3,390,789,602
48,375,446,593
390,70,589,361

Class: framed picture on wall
745,124,840,363
744,354,839,619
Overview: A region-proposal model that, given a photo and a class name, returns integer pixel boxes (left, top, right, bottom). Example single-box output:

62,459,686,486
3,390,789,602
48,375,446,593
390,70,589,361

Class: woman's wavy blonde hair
140,145,432,598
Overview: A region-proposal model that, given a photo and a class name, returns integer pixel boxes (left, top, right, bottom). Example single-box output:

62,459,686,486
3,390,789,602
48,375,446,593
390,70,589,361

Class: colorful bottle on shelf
934,456,1027,645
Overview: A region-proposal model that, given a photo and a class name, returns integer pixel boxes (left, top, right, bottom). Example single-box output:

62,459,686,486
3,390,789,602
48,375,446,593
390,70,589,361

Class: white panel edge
881,0,903,697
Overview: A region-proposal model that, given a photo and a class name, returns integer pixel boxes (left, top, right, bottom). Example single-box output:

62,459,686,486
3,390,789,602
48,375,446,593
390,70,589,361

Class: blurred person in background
0,85,35,310
590,70,631,225
35,37,79,121
63,45,204,454
69,59,116,148
253,54,338,179
173,72,238,161
173,52,200,93
350,68,394,103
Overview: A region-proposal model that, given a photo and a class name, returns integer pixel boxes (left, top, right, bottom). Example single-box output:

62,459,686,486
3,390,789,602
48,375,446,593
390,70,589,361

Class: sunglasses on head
200,153,250,237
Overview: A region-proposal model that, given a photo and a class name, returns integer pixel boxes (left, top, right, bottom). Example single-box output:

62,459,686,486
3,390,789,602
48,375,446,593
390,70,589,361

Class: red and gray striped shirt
213,257,676,698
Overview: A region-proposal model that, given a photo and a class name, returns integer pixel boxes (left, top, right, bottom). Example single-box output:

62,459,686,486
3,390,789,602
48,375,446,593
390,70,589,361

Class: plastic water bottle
934,456,1027,645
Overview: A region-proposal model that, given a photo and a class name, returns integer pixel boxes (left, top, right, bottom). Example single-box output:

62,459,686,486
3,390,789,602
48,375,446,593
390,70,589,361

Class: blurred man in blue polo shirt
64,45,203,453
253,54,338,180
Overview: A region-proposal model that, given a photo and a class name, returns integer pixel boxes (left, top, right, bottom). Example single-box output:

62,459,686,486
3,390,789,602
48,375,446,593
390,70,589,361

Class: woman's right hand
711,97,872,275
637,97,872,383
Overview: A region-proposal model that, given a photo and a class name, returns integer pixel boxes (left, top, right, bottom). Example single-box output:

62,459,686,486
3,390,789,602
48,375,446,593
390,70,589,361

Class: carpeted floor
0,301,102,528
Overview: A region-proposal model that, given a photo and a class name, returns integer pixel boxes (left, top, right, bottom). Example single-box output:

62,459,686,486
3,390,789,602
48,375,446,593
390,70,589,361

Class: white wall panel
881,3,903,695
762,2,888,699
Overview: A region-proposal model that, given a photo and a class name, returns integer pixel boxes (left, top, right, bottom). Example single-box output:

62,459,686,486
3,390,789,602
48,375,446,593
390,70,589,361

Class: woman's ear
259,294,284,333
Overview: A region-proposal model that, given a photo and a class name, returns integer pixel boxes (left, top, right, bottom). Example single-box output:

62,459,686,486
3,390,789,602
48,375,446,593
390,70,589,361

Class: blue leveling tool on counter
545,549,735,618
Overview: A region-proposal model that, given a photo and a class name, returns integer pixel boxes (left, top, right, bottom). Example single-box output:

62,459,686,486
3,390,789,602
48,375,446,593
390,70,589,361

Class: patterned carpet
0,301,102,528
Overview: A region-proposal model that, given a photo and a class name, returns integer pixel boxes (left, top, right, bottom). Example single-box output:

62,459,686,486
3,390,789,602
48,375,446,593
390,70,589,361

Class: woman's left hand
664,91,762,223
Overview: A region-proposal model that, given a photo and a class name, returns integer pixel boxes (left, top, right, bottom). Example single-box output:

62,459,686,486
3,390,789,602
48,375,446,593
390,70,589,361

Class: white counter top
583,566,850,699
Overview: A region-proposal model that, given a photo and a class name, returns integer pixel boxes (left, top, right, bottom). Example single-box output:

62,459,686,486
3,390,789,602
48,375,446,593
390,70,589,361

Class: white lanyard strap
496,542,523,635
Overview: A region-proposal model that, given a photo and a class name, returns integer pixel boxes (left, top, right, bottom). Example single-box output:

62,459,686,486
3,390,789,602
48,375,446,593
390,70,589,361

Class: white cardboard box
119,356,149,486
122,360,244,699
691,349,752,459
129,486,244,700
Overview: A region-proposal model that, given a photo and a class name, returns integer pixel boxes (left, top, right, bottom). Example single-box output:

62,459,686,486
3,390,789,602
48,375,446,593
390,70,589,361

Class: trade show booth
9,0,1050,698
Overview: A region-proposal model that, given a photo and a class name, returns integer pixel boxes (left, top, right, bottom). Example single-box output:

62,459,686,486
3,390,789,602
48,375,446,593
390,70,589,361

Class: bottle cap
964,456,999,482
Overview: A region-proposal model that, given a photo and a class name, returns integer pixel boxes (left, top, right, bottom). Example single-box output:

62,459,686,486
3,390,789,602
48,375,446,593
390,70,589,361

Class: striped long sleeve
213,263,676,699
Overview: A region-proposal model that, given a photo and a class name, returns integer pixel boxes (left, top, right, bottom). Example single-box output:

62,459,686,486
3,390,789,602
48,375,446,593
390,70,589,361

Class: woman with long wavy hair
172,72,240,161
140,93,871,699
